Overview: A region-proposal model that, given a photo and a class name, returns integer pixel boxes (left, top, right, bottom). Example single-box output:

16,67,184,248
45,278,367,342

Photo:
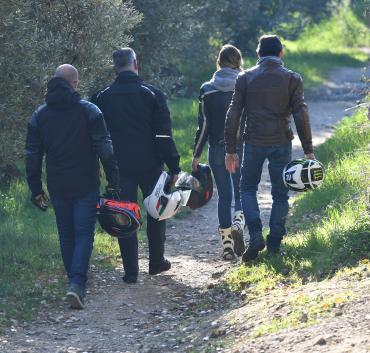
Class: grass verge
225,107,370,296
0,181,122,332
283,8,369,88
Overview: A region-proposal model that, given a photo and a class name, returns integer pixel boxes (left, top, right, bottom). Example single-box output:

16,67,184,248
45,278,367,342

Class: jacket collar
114,70,143,84
257,56,283,66
45,77,80,109
209,67,240,92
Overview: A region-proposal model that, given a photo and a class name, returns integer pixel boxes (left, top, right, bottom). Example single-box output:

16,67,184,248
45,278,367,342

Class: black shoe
66,283,85,310
242,246,260,262
266,235,282,253
231,228,246,257
242,235,265,263
123,274,138,284
267,247,286,256
149,259,171,275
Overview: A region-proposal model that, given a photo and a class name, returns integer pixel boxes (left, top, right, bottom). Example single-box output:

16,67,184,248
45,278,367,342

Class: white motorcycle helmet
283,158,325,192
144,172,183,220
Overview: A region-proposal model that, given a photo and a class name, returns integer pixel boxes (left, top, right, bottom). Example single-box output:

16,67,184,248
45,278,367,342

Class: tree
0,0,141,182
131,0,214,94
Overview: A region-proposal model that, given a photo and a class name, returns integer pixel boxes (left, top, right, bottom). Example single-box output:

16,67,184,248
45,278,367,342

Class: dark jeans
118,169,165,277
208,144,243,228
240,143,292,248
51,189,99,288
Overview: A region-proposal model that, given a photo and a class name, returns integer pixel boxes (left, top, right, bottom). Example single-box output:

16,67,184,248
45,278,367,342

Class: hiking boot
219,227,236,261
241,234,265,263
123,274,138,284
149,259,171,275
266,235,283,256
231,211,246,256
267,247,286,256
66,283,85,310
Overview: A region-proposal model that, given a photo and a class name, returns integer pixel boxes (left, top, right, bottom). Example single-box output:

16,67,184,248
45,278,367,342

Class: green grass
169,98,199,172
283,8,369,87
0,97,198,332
0,181,121,331
253,291,354,337
225,108,370,296
0,5,369,333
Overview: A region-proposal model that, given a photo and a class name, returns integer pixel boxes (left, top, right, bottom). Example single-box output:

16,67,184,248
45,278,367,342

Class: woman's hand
191,157,200,172
225,153,239,173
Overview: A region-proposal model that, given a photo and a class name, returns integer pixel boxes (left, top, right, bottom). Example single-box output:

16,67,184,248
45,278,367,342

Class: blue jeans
51,189,99,288
208,144,243,228
240,143,291,248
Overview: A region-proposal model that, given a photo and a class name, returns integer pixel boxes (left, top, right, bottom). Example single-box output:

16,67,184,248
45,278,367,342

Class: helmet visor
175,172,202,193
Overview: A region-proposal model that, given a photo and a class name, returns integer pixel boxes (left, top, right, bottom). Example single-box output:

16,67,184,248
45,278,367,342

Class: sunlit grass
283,8,369,87
253,291,355,337
224,108,370,298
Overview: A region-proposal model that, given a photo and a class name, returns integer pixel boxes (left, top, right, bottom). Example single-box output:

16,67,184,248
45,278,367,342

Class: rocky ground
0,66,368,353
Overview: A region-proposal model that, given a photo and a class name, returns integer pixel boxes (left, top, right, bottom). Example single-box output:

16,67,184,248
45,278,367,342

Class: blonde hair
217,44,243,71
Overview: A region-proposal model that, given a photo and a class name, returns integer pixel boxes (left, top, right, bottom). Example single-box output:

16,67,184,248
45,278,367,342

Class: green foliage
200,0,337,52
131,0,215,94
283,8,370,87
350,0,370,24
225,108,370,295
0,1,141,177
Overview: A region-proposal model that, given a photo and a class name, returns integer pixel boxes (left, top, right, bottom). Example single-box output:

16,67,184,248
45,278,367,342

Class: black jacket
193,69,245,158
26,77,119,199
92,71,180,176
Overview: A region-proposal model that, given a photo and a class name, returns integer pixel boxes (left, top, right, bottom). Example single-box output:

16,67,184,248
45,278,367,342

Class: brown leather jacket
224,56,313,154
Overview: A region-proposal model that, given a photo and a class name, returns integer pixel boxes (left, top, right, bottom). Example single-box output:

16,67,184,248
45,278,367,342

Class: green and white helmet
283,159,324,192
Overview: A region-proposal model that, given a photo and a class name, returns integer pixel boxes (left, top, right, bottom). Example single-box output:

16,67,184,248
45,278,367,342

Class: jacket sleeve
225,73,246,154
290,74,313,154
193,89,210,158
152,88,181,174
25,111,44,196
86,103,120,187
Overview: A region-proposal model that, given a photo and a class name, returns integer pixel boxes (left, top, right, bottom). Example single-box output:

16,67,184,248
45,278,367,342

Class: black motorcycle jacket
26,77,119,198
92,71,181,176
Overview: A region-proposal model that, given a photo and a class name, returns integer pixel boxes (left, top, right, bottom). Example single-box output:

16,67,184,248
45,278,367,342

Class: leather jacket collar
257,56,283,66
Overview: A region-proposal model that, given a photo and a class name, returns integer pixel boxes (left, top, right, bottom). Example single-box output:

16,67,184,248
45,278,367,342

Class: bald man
26,64,119,309
55,64,79,88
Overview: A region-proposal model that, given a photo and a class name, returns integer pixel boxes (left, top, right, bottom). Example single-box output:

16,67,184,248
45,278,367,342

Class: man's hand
104,185,121,200
31,192,49,211
304,153,316,160
191,157,200,172
225,153,239,174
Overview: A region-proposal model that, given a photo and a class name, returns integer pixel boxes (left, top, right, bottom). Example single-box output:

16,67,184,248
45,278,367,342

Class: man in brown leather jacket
224,35,315,262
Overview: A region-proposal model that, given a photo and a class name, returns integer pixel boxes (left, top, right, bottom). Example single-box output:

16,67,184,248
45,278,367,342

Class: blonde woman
192,45,246,260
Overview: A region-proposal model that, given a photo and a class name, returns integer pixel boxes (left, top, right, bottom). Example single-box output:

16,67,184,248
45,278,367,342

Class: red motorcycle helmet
97,198,142,238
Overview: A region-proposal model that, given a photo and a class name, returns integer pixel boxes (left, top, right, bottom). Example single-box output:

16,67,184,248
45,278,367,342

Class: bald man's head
55,64,79,89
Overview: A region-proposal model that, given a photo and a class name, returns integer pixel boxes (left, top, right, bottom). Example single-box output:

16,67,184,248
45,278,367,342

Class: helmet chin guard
144,172,183,220
283,159,325,192
175,164,213,209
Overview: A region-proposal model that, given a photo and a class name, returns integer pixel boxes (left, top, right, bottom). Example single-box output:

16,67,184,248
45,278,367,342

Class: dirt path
0,66,368,353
